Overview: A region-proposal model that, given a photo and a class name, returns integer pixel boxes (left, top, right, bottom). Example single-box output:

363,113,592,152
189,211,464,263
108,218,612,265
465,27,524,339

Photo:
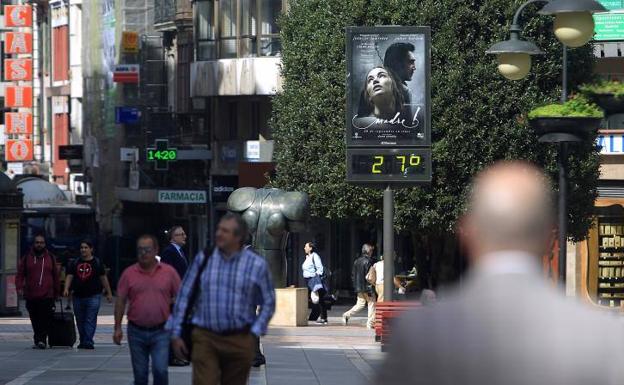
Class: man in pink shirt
113,234,181,385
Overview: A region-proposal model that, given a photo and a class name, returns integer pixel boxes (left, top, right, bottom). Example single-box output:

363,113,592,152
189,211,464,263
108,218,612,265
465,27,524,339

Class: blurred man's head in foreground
460,161,555,263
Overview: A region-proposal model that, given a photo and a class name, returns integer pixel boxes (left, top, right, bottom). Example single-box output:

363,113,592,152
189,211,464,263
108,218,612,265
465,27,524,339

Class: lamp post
486,0,606,285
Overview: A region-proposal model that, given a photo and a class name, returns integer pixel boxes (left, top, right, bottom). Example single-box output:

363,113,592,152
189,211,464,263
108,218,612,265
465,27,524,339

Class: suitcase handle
57,297,66,315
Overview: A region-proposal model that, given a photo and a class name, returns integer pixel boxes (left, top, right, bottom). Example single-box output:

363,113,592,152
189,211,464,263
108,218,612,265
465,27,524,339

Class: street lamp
486,0,606,285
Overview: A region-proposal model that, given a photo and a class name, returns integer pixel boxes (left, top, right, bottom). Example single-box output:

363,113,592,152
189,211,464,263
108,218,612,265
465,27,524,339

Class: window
195,0,284,60
196,0,216,60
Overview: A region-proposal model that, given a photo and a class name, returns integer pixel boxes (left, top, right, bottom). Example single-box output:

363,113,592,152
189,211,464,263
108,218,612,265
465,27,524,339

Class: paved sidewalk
0,302,384,385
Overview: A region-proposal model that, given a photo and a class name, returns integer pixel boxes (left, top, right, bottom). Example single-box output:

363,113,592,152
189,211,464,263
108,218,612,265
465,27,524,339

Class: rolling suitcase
48,298,77,347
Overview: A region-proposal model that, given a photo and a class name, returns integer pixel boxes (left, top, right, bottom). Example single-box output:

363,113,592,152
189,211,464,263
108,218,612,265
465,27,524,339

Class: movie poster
346,27,431,147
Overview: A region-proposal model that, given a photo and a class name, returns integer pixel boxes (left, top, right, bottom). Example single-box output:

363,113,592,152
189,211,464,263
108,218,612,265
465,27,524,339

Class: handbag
181,247,211,356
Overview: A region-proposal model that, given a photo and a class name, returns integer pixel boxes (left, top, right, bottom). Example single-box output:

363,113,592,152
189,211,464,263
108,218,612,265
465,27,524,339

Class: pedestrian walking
160,225,190,366
169,212,276,385
369,254,403,302
342,243,376,328
302,242,328,324
380,161,624,385
113,235,181,385
161,225,189,279
16,234,61,349
62,240,113,349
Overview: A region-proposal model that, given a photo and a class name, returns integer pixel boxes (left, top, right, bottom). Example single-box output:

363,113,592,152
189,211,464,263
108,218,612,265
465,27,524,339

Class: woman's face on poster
365,67,393,101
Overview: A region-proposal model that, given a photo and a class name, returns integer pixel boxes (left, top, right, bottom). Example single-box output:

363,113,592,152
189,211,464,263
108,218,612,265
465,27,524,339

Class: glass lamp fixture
539,0,607,47
486,31,544,81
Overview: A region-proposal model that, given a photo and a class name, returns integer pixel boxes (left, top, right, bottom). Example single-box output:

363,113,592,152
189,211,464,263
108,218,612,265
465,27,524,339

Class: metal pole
37,5,46,163
561,45,568,103
558,142,568,285
383,186,395,302
558,45,568,285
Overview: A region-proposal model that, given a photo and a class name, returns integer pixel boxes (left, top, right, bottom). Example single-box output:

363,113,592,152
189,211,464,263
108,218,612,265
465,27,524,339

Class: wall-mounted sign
120,147,139,162
5,86,33,108
598,0,623,10
146,139,177,170
50,0,69,28
4,59,33,81
212,175,238,203
58,145,83,160
113,64,140,83
594,12,624,41
245,140,260,160
4,5,32,27
5,32,33,54
122,31,140,53
5,112,33,134
598,134,624,154
5,139,33,162
158,190,207,204
115,106,141,124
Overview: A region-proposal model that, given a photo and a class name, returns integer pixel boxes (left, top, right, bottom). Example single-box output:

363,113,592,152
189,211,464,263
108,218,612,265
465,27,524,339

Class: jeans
127,323,170,385
25,298,55,345
73,295,101,347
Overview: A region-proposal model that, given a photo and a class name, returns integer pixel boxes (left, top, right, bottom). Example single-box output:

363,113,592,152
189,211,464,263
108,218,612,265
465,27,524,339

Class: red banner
5,139,33,162
4,5,32,27
4,59,33,81
5,112,33,134
5,86,33,108
5,32,33,54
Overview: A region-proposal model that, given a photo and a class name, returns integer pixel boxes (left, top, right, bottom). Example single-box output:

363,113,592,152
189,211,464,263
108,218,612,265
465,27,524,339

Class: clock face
346,148,431,183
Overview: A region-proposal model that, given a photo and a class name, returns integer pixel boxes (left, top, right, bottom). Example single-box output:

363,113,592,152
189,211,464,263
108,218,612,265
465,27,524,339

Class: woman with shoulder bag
302,242,328,325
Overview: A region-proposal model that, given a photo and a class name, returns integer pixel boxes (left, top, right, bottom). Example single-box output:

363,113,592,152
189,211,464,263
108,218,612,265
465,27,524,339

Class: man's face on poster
400,51,416,82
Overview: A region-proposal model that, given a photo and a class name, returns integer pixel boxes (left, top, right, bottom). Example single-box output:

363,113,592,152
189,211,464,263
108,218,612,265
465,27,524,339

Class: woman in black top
63,240,113,349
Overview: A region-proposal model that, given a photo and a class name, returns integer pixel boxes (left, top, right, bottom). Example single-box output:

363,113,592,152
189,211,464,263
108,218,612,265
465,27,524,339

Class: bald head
461,161,555,262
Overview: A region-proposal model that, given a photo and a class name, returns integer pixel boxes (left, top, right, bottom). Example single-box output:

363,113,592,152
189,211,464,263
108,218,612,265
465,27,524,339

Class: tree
271,0,598,248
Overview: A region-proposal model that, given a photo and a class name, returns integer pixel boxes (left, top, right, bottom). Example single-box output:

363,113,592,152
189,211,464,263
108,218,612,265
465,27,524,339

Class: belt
201,325,251,336
128,321,166,331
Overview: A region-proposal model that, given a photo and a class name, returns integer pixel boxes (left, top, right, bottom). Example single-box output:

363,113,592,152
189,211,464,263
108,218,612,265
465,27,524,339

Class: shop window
195,0,284,60
597,216,624,307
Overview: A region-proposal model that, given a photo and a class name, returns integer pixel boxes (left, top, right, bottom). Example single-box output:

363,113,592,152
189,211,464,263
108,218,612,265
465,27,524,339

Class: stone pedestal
269,287,308,327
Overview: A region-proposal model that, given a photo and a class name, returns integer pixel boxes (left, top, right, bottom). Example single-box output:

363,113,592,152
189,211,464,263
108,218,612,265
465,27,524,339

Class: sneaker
33,342,46,349
84,344,94,350
315,319,328,325
342,314,349,325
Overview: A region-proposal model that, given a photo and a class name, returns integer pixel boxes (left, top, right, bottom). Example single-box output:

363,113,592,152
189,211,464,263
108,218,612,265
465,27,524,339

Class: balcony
154,0,192,31
190,57,282,97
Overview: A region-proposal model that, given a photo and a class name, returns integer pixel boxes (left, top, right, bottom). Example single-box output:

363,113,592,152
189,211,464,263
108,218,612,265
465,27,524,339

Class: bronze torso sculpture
227,187,309,288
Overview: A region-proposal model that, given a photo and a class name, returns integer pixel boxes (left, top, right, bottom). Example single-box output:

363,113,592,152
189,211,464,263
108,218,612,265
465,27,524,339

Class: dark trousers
309,288,328,321
25,298,55,345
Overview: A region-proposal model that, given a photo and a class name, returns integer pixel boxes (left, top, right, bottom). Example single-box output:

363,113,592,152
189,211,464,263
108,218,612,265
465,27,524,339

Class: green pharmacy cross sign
146,139,178,170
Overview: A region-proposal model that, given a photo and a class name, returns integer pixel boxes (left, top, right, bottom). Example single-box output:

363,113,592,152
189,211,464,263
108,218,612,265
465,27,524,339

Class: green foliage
528,96,604,119
271,0,600,241
580,80,624,99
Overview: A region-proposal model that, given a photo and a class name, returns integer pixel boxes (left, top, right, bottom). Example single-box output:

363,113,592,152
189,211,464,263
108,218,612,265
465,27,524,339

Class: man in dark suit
379,162,624,385
160,226,188,279
160,225,189,367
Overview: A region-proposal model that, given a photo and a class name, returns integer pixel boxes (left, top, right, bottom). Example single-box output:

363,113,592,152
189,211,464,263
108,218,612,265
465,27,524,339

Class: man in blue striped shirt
168,212,275,385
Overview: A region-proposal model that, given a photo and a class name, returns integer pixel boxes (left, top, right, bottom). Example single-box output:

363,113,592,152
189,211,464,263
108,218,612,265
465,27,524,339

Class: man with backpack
16,234,61,349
